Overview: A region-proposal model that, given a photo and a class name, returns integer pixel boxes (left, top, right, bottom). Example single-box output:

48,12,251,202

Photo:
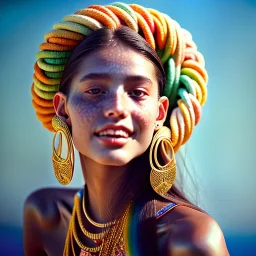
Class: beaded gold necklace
82,188,115,229
63,190,131,256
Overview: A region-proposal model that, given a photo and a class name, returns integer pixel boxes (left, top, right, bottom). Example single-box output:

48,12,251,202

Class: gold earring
149,126,176,198
52,115,74,185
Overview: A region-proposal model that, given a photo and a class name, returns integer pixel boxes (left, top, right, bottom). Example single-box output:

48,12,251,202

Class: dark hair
59,25,203,254
59,26,166,96
60,25,201,206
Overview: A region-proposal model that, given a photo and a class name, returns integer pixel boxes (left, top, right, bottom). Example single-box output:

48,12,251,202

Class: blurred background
0,0,255,255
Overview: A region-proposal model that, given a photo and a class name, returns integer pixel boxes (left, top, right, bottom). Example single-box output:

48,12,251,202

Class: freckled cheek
68,95,102,129
132,108,156,132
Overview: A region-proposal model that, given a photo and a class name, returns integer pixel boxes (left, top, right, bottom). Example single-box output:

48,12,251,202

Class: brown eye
128,90,145,98
86,88,106,95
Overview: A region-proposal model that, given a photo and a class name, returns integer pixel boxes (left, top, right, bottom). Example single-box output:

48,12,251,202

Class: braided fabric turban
31,2,208,153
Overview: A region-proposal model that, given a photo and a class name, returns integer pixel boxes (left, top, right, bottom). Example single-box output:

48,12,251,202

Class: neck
79,153,147,224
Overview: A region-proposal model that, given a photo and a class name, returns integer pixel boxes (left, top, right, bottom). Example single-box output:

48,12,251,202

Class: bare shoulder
157,205,230,256
24,187,79,256
24,187,79,225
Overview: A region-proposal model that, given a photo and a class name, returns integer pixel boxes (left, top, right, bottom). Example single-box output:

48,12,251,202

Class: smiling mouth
94,129,133,146
95,129,130,138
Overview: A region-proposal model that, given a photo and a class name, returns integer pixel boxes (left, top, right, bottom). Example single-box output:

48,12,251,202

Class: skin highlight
24,27,230,256
54,44,169,224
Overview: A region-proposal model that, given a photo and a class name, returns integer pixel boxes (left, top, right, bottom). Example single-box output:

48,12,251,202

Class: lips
98,129,129,138
94,125,134,146
95,125,133,138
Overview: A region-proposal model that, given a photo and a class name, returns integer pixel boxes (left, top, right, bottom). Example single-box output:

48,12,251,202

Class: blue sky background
0,0,255,255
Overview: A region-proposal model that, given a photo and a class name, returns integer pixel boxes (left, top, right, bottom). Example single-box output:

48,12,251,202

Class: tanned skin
24,188,229,256
24,44,230,256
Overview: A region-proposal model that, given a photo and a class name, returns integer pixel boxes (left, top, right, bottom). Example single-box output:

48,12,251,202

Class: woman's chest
43,222,171,256
41,195,175,256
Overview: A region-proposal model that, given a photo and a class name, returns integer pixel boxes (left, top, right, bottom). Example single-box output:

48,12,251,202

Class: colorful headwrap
31,2,208,152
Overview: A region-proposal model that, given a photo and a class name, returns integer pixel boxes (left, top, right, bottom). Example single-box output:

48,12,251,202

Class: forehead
75,45,157,80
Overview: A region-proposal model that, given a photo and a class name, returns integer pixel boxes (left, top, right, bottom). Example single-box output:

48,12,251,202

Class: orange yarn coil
31,2,208,152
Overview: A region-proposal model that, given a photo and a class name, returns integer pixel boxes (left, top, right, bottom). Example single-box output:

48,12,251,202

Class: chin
95,155,132,167
80,145,148,167
93,148,143,166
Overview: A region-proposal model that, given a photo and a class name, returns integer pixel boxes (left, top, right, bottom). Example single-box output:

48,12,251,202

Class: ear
53,92,71,126
155,96,169,130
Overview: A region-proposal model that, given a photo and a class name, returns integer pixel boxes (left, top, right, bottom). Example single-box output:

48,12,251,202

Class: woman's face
57,44,168,166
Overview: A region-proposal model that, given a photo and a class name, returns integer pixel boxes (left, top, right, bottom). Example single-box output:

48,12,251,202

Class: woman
24,3,230,255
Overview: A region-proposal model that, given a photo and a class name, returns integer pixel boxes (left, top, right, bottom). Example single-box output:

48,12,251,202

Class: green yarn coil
36,50,72,59
37,59,65,72
53,21,93,36
44,58,68,65
44,71,63,79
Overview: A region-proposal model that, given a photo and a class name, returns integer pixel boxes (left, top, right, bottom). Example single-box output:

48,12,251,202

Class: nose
104,89,129,119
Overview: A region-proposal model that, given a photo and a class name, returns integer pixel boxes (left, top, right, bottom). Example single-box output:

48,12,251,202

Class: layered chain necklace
63,190,131,256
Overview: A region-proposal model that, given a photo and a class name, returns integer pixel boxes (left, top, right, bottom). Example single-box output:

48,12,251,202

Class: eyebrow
80,73,153,85
80,73,111,82
125,75,153,85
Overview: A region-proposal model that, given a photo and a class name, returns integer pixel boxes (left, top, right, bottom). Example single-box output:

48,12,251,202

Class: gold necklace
100,202,131,255
63,193,131,256
63,195,103,255
77,196,108,240
73,196,103,253
82,188,115,228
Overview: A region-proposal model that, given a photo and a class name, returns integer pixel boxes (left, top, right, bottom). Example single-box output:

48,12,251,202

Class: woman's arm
24,190,47,256
158,206,230,256
168,215,229,255
23,187,78,256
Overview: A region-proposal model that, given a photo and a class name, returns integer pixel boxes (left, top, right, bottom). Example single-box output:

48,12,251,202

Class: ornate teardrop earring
52,115,74,185
149,126,176,198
